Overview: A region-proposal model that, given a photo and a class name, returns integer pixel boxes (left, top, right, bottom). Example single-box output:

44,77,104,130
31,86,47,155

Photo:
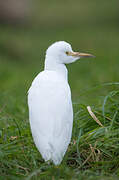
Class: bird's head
46,41,95,64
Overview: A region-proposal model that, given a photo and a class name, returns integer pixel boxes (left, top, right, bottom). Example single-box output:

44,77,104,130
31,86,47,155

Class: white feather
28,70,73,165
28,41,78,165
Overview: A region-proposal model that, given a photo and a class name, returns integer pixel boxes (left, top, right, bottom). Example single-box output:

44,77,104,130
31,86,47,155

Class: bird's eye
66,51,69,55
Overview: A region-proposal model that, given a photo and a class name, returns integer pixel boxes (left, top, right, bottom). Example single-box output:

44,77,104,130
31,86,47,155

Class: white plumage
28,41,94,165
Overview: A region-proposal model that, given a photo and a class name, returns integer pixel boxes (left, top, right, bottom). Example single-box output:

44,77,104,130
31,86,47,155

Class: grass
0,0,119,179
0,60,119,180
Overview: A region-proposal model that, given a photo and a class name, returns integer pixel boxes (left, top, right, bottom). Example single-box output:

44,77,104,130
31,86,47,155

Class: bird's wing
28,71,73,163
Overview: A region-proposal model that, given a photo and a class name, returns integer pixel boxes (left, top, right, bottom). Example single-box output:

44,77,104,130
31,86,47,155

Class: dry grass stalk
87,106,104,127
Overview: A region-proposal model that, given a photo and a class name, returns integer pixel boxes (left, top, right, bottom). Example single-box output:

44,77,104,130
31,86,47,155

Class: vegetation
0,0,119,179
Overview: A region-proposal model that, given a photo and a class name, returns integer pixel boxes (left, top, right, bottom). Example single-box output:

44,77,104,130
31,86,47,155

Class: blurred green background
0,0,119,103
0,0,119,179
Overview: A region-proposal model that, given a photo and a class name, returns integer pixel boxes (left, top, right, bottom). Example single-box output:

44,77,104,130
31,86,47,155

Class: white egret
28,41,94,165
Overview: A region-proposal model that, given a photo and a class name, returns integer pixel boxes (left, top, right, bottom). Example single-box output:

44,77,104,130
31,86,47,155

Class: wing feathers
28,71,73,164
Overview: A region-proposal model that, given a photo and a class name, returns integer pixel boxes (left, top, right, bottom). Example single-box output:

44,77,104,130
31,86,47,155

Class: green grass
0,62,119,179
0,0,119,179
0,59,119,180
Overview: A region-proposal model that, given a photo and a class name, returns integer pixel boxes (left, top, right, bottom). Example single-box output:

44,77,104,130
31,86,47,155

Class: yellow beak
67,51,95,58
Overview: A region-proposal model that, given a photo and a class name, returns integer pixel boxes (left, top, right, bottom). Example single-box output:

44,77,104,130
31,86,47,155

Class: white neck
44,55,68,81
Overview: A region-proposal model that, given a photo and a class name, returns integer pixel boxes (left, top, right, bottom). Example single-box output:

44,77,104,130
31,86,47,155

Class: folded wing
28,71,73,165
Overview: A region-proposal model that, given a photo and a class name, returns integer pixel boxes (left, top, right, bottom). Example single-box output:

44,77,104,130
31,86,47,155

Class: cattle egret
28,41,95,165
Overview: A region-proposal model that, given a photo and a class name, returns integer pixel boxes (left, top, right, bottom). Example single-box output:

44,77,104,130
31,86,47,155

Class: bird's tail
42,149,52,162
43,143,62,165
41,143,62,165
